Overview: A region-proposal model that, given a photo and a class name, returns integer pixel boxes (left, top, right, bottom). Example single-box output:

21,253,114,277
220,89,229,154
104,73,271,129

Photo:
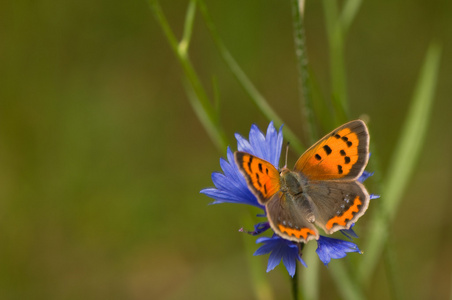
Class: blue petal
282,244,305,276
358,171,374,183
263,122,284,167
235,133,254,154
255,235,306,277
254,237,276,256
340,223,359,240
239,222,271,236
316,236,361,266
267,244,285,272
282,252,297,277
249,124,267,160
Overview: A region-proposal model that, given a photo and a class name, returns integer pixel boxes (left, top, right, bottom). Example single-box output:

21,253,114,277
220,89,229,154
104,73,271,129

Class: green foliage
1,0,447,298
151,1,442,299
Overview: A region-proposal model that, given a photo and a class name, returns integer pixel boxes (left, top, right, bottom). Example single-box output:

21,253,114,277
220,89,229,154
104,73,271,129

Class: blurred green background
1,0,451,299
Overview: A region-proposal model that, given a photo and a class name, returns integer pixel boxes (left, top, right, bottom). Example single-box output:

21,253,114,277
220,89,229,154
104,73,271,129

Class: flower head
202,122,375,276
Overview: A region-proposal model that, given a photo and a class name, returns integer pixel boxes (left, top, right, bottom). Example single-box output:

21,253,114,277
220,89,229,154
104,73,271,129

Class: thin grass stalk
359,42,441,286
148,0,228,151
197,0,305,153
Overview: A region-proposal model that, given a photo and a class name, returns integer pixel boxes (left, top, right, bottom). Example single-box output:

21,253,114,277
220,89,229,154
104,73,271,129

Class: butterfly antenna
284,142,290,168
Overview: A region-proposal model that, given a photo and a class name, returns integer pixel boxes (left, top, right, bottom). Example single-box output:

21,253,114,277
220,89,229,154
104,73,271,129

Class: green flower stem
291,266,299,300
300,242,319,300
148,0,228,151
291,0,317,144
330,262,365,300
322,0,348,124
197,0,305,154
359,42,442,286
384,234,404,300
241,215,274,300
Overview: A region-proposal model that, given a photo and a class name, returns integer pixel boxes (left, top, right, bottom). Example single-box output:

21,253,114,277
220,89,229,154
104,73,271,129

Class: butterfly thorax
280,168,305,196
279,168,316,224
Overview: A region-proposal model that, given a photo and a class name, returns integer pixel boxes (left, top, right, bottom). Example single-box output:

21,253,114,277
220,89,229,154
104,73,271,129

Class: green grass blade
308,66,336,131
340,0,363,34
148,0,179,53
184,80,229,151
179,0,197,55
197,0,305,153
322,0,349,123
148,0,228,151
359,42,442,285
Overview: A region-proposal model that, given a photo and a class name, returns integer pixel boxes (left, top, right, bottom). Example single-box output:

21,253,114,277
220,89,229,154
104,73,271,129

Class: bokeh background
1,0,451,299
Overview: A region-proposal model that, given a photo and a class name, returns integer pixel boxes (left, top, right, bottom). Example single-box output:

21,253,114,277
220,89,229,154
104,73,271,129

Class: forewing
266,192,319,243
234,151,280,205
306,180,370,234
294,120,369,180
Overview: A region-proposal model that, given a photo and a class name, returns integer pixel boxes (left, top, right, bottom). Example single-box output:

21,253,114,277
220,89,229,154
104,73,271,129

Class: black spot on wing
247,156,253,172
323,145,332,155
255,173,262,187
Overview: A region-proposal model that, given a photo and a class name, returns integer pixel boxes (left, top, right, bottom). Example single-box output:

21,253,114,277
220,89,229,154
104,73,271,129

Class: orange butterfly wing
294,120,369,181
234,152,281,205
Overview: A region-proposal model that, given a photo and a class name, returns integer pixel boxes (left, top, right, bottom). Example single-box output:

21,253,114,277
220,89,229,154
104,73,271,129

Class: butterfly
234,120,370,243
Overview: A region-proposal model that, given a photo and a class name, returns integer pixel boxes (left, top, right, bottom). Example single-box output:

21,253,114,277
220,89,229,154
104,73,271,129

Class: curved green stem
148,0,228,151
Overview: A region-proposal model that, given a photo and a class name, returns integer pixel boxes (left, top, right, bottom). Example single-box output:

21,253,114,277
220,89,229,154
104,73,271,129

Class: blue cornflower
201,122,376,276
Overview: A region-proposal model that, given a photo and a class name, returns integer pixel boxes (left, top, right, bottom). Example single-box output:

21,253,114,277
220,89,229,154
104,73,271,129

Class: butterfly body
279,168,305,195
235,120,370,243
